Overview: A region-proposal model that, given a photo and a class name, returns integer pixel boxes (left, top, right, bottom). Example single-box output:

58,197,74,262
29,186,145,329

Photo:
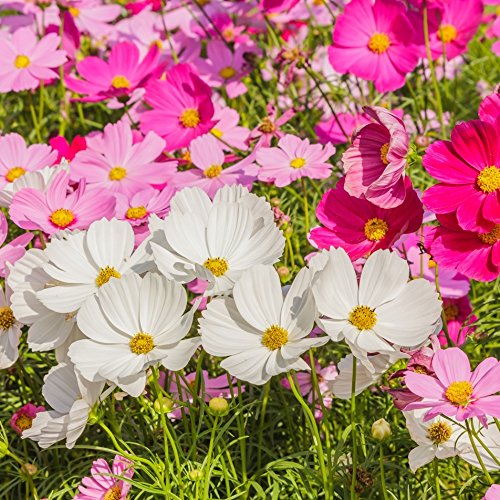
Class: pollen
69,7,80,17
5,166,26,182
49,208,75,228
111,75,131,89
0,307,15,330
368,33,391,54
476,166,500,193
211,128,223,138
427,421,452,445
15,414,33,432
258,117,275,134
444,303,459,321
438,24,457,44
95,266,121,287
349,305,377,331
262,324,289,350
126,206,147,220
103,485,122,500
290,157,306,169
14,55,30,69
203,257,228,277
380,142,390,164
445,380,473,406
109,166,127,181
364,218,388,242
179,108,200,128
204,165,223,178
219,66,237,79
129,332,154,355
413,365,429,375
478,225,500,245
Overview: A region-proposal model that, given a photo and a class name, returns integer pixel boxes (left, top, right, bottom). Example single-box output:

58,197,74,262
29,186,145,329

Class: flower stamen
49,209,75,228
349,305,377,331
364,218,388,242
95,266,121,287
445,380,473,406
262,324,288,350
5,166,26,182
368,33,390,54
427,421,452,444
476,166,500,193
0,307,15,330
179,108,200,128
204,257,228,277
129,332,154,355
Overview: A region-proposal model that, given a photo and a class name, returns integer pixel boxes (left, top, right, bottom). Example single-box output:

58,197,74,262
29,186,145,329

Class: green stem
379,445,389,500
203,416,219,498
301,177,310,234
465,420,494,485
350,360,357,500
433,458,442,500
256,380,271,470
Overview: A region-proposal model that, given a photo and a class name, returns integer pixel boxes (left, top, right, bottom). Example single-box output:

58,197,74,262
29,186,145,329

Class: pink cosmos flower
70,121,173,197
315,112,370,146
478,93,500,124
49,135,87,164
10,171,116,236
125,0,161,15
140,64,216,152
309,177,423,261
65,42,161,102
405,347,500,426
423,119,500,232
0,28,66,93
342,106,409,208
9,403,45,435
259,0,299,13
483,485,500,500
0,211,32,277
256,134,334,187
211,106,250,151
439,296,477,347
68,0,122,38
328,0,418,93
0,133,57,192
191,12,250,45
250,104,296,148
74,455,134,500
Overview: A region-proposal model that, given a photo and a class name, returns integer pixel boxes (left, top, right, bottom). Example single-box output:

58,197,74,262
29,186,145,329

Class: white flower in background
69,272,200,397
404,410,465,473
459,421,500,472
312,248,441,372
199,265,328,385
0,284,21,369
23,362,108,449
150,185,285,295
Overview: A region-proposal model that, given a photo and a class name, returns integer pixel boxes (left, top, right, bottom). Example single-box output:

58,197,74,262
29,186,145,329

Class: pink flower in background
9,403,45,435
71,121,172,197
74,455,134,500
483,485,500,500
315,113,370,146
66,42,161,102
49,135,87,163
125,0,161,15
0,28,66,93
192,12,249,44
423,119,500,232
140,64,216,152
256,134,334,187
10,171,116,235
211,107,250,151
439,296,477,347
0,211,32,277
328,0,418,93
260,0,299,13
309,178,423,261
68,0,122,38
342,106,409,208
250,104,296,148
478,93,500,124
405,347,500,426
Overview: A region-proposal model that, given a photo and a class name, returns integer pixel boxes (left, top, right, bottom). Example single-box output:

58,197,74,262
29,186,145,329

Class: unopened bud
208,397,229,417
21,463,37,477
371,418,391,441
270,197,281,207
154,396,174,414
188,469,202,481
277,266,290,279
415,135,430,148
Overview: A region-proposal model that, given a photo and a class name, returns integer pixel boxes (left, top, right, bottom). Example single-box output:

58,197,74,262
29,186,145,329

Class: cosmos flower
9,403,45,436
0,211,32,277
49,135,87,164
0,284,21,369
439,296,477,347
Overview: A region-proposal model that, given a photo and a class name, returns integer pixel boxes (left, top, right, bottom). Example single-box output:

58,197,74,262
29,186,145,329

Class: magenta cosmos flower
140,64,216,152
65,41,161,102
9,171,115,236
71,120,174,197
74,455,134,500
328,0,418,93
315,112,370,146
439,296,477,347
49,135,87,163
423,119,500,232
479,93,500,125
405,347,500,426
250,103,296,148
309,177,423,261
342,106,409,208
9,403,45,435
256,134,334,187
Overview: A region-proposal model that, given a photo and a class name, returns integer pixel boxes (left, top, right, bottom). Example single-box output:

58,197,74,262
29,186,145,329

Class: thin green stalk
350,360,357,500
203,416,219,498
433,458,442,500
465,420,494,485
434,264,453,347
379,445,389,500
256,380,271,470
301,178,310,234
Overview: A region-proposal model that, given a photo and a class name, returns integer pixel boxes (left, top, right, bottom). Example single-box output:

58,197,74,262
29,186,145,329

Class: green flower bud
208,397,229,417
154,396,174,414
371,418,391,441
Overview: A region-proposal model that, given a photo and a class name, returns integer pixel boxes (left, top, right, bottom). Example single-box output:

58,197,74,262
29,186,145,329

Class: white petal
220,347,270,385
37,284,95,314
408,445,434,473
160,337,201,371
28,313,74,351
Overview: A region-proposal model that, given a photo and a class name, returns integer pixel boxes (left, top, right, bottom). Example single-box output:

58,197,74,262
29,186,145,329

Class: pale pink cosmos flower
405,347,500,426
483,485,500,500
70,121,174,198
0,211,32,278
68,0,122,39
0,28,66,92
256,134,334,187
250,103,296,148
9,403,45,435
74,455,134,500
9,171,116,236
211,106,250,151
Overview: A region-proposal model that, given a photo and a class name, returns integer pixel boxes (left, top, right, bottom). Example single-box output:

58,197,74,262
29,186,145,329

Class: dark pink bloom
9,403,44,435
49,135,87,163
479,93,500,124
125,0,161,14
439,296,477,347
259,0,299,14
315,112,370,146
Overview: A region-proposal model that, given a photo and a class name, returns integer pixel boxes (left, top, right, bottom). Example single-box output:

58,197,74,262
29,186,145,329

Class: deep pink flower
74,455,134,500
0,211,32,278
439,296,477,347
405,347,500,426
423,119,500,232
309,177,423,261
9,171,116,235
125,0,161,14
315,113,370,146
49,135,87,163
328,0,418,93
250,104,296,148
260,0,299,13
478,93,500,124
342,106,410,208
140,64,216,152
9,403,45,435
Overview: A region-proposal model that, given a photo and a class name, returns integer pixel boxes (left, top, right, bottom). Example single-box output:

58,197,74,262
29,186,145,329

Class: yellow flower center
15,414,33,432
204,165,222,178
219,66,237,79
49,209,75,228
150,39,163,49
445,381,473,406
211,128,223,138
0,307,15,330
444,303,459,321
14,55,30,69
427,421,452,445
69,6,80,17
349,305,377,331
129,332,154,355
126,206,147,220
380,142,390,164
109,166,127,181
111,75,131,89
438,24,457,44
262,324,289,350
5,166,26,183
478,225,500,245
364,218,388,242
179,108,200,128
203,257,228,277
368,33,391,54
290,157,306,169
222,27,234,40
95,266,121,287
258,117,275,134
476,166,500,193
413,365,429,375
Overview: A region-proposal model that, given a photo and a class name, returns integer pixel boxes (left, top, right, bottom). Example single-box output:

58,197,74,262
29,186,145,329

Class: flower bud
154,396,174,414
208,397,229,417
371,418,391,441
277,266,290,280
188,469,202,481
21,463,38,477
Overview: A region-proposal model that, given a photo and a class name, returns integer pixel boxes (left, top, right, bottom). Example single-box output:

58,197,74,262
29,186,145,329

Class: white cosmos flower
458,420,500,471
150,185,285,295
0,284,21,369
312,248,442,372
199,264,329,385
68,272,200,397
